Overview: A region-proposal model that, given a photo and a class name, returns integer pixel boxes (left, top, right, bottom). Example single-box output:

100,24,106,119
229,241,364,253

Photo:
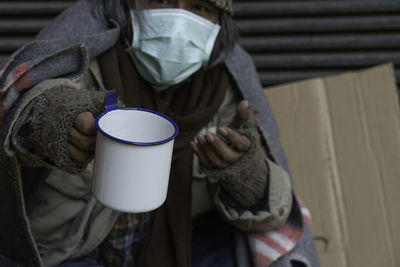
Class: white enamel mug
92,91,178,213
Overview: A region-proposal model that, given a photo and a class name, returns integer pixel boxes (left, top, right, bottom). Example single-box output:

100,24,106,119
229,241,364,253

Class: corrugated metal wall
234,1,400,87
1,0,400,87
0,1,71,64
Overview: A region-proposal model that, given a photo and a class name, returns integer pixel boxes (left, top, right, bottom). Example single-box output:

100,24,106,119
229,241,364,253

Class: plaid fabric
91,212,150,267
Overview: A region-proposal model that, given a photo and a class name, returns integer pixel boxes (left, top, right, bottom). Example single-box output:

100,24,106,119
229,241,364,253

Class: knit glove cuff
21,80,106,173
200,112,269,208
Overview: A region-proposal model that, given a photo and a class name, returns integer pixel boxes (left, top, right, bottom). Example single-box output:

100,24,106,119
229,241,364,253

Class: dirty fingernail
219,127,228,136
206,133,215,143
198,135,206,145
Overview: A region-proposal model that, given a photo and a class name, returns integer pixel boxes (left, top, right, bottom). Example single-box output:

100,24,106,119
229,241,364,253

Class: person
0,0,320,266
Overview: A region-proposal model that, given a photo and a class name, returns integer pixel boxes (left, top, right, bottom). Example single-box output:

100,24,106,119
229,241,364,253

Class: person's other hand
191,100,252,169
68,111,97,167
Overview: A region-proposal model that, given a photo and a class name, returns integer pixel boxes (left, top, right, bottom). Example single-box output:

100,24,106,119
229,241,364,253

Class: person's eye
149,0,171,7
192,4,209,13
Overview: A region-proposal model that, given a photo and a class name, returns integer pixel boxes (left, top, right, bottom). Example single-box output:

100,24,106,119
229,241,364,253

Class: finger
205,133,241,163
197,134,207,146
68,143,94,167
74,112,97,136
200,140,229,169
237,100,249,123
195,135,215,168
219,127,251,152
69,127,97,152
191,141,212,168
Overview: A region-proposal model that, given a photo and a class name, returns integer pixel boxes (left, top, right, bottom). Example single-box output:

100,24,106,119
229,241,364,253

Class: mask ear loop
122,0,136,48
123,30,131,49
126,9,143,49
124,10,136,49
129,10,152,50
204,21,222,69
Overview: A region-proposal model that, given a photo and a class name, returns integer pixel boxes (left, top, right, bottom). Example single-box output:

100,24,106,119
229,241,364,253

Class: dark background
1,0,400,87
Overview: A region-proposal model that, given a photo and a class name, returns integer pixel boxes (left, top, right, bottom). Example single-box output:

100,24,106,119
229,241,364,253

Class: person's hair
95,0,238,66
208,11,238,68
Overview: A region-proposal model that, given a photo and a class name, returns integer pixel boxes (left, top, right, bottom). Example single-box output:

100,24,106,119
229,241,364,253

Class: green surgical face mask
127,9,221,86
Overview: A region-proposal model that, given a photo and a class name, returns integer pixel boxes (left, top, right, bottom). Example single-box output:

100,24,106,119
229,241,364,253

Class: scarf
98,43,230,267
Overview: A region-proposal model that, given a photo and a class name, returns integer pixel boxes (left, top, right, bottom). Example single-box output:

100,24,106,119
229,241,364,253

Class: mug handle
93,90,119,120
105,90,119,113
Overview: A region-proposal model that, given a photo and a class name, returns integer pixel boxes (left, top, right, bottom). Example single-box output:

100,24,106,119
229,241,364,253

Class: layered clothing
0,1,319,266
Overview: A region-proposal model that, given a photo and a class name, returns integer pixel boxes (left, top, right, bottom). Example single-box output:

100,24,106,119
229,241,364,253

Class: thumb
74,111,97,135
237,100,249,123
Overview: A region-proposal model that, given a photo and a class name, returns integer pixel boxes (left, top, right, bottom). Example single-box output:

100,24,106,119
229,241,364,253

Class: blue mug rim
95,107,179,146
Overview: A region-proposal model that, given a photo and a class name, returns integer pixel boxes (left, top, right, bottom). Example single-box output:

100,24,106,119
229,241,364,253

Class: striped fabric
0,59,32,123
248,200,311,267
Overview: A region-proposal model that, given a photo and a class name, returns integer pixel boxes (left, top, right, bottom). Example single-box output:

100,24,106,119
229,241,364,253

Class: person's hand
68,111,97,167
191,100,252,169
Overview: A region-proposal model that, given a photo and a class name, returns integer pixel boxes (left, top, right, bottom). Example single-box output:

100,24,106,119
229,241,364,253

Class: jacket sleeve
200,110,268,207
198,87,293,232
213,157,293,232
9,73,106,173
202,124,293,232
